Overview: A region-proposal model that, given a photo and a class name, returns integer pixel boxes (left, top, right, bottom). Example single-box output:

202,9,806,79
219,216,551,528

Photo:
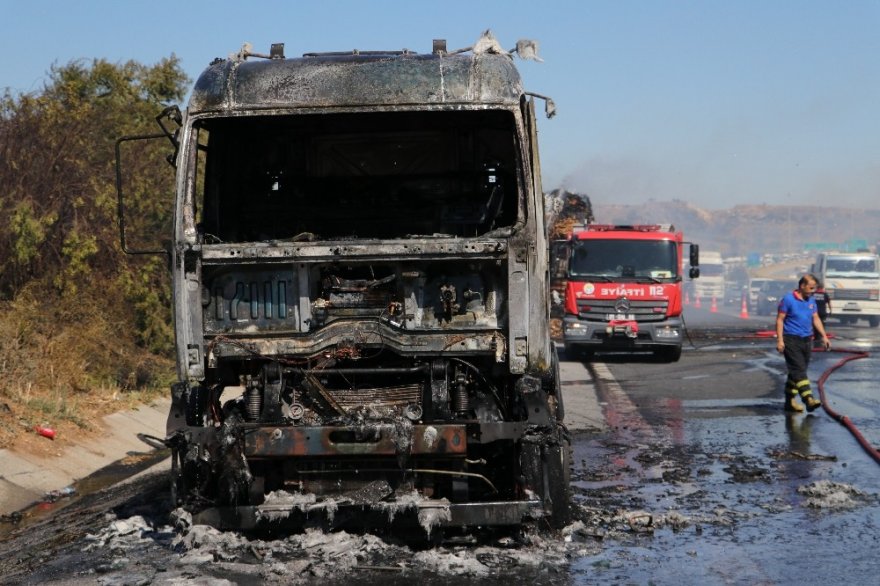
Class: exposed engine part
300,372,348,417
245,383,262,422
440,283,457,322
404,404,423,421
453,371,470,414
261,362,285,421
287,403,305,420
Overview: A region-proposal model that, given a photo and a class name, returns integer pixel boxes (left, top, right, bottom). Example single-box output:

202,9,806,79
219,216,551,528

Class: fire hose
813,346,880,464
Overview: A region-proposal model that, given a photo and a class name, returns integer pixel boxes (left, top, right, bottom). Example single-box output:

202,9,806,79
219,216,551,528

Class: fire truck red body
561,224,698,362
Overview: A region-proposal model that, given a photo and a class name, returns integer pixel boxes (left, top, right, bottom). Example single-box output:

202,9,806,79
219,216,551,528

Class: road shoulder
559,354,607,433
0,398,170,515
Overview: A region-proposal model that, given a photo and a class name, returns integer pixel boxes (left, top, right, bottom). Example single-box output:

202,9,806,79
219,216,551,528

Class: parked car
755,280,794,315
724,281,748,306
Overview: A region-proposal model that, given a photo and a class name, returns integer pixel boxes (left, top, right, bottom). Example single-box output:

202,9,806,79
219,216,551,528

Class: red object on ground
710,296,718,312
694,295,702,308
740,295,750,319
35,426,56,440
684,291,690,306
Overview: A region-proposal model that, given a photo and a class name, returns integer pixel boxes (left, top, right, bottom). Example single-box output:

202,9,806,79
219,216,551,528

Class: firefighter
813,280,831,341
775,274,830,412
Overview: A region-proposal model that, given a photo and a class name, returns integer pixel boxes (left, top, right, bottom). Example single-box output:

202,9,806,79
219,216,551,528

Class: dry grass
0,288,174,450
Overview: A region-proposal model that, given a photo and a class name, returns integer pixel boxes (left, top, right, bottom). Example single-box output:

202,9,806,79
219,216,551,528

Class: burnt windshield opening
568,239,679,282
194,110,520,243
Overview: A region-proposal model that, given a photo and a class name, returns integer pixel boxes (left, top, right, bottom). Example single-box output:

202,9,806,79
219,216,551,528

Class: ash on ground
797,480,875,510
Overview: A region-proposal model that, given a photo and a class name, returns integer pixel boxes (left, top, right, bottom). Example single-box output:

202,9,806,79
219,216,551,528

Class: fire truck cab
562,224,698,362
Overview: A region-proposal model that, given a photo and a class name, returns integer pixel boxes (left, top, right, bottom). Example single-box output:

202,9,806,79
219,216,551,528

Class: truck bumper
192,498,544,531
562,316,683,351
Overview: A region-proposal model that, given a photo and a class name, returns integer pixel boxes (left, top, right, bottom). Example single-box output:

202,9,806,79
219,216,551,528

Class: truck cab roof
190,47,524,114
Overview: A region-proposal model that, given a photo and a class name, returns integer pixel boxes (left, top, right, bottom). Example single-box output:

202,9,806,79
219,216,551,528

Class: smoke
560,152,880,212
561,155,712,209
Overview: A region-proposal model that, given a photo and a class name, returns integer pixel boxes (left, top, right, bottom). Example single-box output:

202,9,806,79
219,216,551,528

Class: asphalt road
569,305,880,583
1,306,878,584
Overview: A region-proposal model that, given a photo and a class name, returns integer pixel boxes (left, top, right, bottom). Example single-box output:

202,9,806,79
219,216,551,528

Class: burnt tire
519,425,573,530
545,427,573,529
544,345,565,422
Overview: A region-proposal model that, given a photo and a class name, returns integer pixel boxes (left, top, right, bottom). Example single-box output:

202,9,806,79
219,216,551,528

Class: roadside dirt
0,387,165,452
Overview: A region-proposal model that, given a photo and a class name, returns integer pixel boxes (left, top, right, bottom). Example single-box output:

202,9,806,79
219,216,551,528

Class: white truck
812,252,880,327
689,250,725,303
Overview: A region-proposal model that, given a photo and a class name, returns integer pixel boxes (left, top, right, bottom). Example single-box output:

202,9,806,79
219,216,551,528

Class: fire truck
562,224,699,362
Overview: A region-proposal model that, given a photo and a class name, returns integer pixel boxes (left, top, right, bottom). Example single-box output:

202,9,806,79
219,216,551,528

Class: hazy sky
3,0,879,210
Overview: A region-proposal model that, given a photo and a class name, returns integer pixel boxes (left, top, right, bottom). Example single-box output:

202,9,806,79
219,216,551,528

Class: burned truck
117,32,570,532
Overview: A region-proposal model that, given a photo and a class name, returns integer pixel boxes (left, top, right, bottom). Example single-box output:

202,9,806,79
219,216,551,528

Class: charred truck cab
117,33,570,532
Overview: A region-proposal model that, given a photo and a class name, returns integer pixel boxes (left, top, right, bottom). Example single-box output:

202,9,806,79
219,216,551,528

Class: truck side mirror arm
115,133,172,256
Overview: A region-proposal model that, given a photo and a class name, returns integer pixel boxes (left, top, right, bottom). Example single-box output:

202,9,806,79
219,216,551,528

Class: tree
0,57,188,352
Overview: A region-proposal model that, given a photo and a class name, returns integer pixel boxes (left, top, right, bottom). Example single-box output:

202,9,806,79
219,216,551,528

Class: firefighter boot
785,394,805,413
801,392,822,413
795,379,821,412
784,381,804,413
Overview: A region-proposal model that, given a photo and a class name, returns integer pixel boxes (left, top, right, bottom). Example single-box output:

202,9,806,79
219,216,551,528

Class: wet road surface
1,311,878,584
569,309,880,583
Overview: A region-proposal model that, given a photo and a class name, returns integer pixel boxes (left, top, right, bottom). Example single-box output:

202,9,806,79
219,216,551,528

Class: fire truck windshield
569,239,678,281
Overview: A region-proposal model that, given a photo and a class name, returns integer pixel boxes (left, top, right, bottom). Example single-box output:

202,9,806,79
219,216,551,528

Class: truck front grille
830,289,878,301
324,384,422,410
576,299,668,322
293,383,423,422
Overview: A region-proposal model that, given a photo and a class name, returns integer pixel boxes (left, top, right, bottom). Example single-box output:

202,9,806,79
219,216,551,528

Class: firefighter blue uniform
775,276,830,412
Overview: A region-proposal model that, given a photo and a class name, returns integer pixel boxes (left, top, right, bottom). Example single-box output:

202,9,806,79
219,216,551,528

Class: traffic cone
694,295,702,308
739,294,750,319
710,296,718,313
684,291,690,306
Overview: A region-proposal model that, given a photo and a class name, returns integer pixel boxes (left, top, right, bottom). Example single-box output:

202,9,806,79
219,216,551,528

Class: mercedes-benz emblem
615,297,631,312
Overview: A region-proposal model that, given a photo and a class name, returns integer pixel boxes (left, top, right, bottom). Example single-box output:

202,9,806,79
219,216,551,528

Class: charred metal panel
201,258,506,337
522,98,553,370
176,243,206,381
207,324,504,360
204,267,301,333
199,239,508,262
190,53,523,113
517,375,553,427
507,250,530,373
244,424,467,457
193,499,541,531
467,421,527,443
